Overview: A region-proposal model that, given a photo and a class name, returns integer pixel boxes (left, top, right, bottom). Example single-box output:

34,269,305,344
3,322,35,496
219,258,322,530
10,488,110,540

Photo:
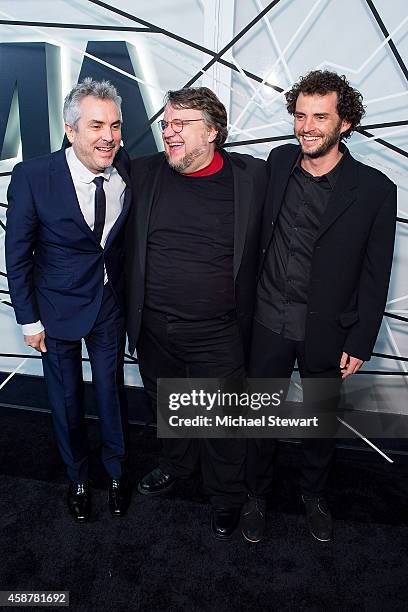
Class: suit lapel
137,154,165,276
227,155,252,280
262,146,299,249
113,146,131,188
50,149,97,242
104,147,132,250
271,149,299,223
54,146,134,250
316,153,358,240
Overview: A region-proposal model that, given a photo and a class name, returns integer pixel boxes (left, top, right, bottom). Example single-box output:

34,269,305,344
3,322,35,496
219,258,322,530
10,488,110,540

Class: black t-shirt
144,158,235,319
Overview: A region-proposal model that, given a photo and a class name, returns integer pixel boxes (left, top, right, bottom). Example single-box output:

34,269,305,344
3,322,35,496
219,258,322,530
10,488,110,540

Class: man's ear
64,123,74,143
340,119,352,136
208,126,218,143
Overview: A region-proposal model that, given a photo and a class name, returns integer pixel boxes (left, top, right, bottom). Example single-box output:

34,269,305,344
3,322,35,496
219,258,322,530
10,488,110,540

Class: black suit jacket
259,144,396,371
125,151,267,360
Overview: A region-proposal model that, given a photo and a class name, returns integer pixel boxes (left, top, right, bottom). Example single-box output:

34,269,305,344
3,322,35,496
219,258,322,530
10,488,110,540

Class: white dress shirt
22,147,126,336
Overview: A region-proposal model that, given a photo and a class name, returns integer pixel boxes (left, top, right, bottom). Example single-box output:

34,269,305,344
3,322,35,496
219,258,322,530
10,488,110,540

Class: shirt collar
66,146,112,184
293,142,349,188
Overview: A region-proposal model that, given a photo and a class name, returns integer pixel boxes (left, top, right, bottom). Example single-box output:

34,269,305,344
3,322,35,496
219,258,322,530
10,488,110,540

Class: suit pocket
337,311,359,328
35,272,74,290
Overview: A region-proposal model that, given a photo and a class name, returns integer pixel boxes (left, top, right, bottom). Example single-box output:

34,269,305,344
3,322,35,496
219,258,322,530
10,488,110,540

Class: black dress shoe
302,495,333,542
108,476,132,517
67,481,91,522
211,508,240,540
138,467,179,496
241,496,267,543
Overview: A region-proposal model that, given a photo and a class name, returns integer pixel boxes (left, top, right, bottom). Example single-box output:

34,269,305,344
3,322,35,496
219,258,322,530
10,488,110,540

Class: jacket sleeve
5,163,41,325
343,182,397,361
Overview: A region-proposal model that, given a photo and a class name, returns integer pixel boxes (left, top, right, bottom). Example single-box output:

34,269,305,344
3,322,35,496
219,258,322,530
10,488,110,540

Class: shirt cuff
22,321,45,336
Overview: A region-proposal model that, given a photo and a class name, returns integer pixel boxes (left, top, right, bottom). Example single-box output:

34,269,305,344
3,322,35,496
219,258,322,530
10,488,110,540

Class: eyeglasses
157,118,204,133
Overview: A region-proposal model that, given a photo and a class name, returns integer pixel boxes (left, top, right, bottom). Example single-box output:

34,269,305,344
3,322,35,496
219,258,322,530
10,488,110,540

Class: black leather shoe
211,508,240,540
67,481,91,522
137,467,179,496
108,476,132,517
302,495,333,542
241,496,267,543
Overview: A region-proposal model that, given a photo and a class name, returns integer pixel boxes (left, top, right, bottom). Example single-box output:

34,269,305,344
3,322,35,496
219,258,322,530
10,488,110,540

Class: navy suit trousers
41,283,127,482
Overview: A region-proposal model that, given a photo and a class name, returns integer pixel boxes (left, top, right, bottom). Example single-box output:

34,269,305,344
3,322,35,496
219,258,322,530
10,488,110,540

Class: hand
24,331,47,353
340,352,363,379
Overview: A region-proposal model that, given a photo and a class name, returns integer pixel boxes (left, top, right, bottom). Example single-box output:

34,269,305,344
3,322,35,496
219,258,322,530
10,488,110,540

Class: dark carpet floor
1,406,408,612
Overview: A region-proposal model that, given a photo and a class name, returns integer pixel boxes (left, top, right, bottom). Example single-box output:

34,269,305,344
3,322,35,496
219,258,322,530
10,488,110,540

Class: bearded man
242,70,396,543
125,87,267,539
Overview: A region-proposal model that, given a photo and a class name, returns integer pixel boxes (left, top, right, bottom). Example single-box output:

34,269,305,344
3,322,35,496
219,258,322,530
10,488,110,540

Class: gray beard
165,145,207,173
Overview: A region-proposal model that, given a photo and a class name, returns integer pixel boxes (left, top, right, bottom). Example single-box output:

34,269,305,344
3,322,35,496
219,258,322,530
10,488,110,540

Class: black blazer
125,151,267,360
259,144,397,371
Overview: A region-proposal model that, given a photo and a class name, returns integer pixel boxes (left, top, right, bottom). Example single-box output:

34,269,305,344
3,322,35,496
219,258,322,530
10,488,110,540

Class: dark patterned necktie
93,176,106,244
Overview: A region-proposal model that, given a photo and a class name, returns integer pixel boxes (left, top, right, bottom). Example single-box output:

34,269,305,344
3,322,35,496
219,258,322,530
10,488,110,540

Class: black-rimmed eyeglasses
157,118,204,133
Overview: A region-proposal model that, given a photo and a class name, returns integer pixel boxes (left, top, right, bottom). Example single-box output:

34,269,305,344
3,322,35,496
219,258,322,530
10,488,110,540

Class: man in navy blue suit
6,78,132,522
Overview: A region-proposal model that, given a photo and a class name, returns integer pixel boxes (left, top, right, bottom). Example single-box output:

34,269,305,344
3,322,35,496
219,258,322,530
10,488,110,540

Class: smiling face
294,92,351,159
162,103,218,173
64,96,121,174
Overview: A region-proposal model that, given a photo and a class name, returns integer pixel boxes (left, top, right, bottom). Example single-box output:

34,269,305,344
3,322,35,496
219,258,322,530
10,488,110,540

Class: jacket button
262,248,266,254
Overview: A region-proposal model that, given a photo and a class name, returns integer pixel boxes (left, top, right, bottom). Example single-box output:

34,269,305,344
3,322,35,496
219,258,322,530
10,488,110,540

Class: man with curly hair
243,70,396,543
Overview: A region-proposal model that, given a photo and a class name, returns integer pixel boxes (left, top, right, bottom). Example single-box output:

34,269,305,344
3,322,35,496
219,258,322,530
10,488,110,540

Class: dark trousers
247,320,342,497
137,307,247,508
42,283,128,483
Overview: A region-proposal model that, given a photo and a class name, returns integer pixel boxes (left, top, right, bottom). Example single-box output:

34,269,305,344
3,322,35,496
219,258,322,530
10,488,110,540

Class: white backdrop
0,0,407,403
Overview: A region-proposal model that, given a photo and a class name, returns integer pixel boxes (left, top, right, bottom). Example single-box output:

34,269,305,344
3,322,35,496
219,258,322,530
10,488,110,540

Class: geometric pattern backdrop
0,0,407,410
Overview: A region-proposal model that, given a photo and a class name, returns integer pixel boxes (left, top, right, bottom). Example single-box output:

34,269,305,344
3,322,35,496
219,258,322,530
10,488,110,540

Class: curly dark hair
164,87,228,147
285,70,365,140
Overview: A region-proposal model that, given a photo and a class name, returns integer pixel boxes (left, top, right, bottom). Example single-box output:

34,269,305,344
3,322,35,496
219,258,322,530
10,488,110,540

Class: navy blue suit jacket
6,146,131,340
